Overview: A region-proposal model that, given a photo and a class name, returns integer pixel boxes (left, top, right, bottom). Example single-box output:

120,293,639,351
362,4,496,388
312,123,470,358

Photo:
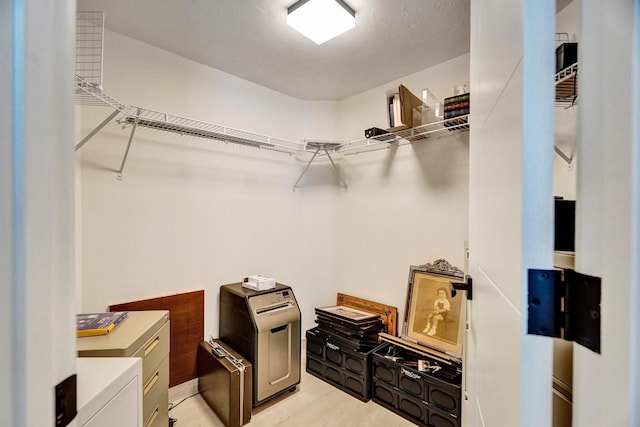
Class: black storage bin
556,42,578,72
371,342,461,426
305,327,382,402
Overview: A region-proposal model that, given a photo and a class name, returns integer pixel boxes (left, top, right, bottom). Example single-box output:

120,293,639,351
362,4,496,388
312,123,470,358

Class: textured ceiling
77,0,471,100
76,0,573,101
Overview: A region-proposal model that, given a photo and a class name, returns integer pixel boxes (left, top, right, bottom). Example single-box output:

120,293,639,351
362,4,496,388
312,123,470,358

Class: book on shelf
386,84,424,132
443,93,470,129
76,311,128,337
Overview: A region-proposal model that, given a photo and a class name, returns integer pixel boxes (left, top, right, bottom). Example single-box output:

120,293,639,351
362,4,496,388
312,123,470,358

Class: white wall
335,55,471,329
554,0,579,200
78,30,469,343
2,2,77,426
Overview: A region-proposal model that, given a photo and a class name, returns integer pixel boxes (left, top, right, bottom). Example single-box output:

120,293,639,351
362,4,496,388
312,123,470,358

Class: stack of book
443,93,470,130
314,305,385,351
76,311,128,337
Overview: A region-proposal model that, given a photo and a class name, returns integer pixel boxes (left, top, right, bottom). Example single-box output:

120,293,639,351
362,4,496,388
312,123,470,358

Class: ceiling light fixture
287,0,356,45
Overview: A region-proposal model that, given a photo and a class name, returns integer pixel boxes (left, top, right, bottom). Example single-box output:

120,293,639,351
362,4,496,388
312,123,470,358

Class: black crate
372,378,460,427
305,327,381,402
371,342,462,425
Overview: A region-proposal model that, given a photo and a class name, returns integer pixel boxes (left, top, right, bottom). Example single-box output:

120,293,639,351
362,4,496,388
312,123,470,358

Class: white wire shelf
333,117,470,156
73,74,470,186
75,74,128,112
123,107,309,154
75,74,469,157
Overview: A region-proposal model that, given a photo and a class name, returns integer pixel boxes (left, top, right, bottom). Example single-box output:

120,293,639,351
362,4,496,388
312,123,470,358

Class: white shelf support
75,109,120,151
117,114,139,181
554,145,574,165
293,142,347,191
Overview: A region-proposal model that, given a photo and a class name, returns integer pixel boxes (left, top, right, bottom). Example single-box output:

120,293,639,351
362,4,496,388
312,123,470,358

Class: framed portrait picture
402,259,466,358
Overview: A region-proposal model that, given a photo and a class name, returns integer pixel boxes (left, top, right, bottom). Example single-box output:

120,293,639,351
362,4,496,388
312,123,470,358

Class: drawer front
143,355,169,424
144,388,169,427
397,392,428,424
133,320,170,382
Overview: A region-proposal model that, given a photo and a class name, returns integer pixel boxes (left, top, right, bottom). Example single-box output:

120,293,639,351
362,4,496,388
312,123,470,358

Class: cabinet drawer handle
144,336,160,357
144,371,160,396
143,406,159,427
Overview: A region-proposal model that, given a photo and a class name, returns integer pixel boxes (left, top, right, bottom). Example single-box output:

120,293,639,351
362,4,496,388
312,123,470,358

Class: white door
0,2,77,426
466,1,556,425
572,1,640,426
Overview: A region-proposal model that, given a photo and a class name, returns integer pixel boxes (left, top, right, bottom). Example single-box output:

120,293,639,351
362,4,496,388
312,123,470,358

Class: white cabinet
77,311,170,427
76,357,143,426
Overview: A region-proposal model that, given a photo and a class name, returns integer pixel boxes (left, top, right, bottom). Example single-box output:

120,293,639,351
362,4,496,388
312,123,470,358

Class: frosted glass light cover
287,0,355,45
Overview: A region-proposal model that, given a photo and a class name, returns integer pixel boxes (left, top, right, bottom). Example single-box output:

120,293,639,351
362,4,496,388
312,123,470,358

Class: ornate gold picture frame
403,259,465,358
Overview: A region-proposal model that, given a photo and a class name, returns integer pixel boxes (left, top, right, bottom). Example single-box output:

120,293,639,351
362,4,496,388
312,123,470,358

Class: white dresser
77,310,170,427
76,357,142,426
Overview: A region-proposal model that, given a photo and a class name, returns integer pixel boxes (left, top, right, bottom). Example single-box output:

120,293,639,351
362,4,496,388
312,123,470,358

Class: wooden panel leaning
336,293,398,336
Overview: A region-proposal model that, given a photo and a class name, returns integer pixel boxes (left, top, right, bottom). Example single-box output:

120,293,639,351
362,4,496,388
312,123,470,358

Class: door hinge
451,275,473,300
527,268,601,353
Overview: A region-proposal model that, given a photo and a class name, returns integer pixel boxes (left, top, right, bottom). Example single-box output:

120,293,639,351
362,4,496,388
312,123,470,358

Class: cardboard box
386,85,424,131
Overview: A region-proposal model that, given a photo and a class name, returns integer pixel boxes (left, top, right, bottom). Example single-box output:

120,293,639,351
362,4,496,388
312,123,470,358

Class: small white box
242,275,276,291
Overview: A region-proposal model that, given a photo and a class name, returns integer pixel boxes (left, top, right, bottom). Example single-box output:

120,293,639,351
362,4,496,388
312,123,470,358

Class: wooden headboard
110,290,204,387
336,293,398,336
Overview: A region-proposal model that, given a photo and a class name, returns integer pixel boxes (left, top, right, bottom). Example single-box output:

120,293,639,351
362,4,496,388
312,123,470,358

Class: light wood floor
167,350,414,427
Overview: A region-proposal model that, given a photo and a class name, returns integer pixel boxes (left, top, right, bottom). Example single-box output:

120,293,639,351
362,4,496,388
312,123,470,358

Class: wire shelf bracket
293,142,347,191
